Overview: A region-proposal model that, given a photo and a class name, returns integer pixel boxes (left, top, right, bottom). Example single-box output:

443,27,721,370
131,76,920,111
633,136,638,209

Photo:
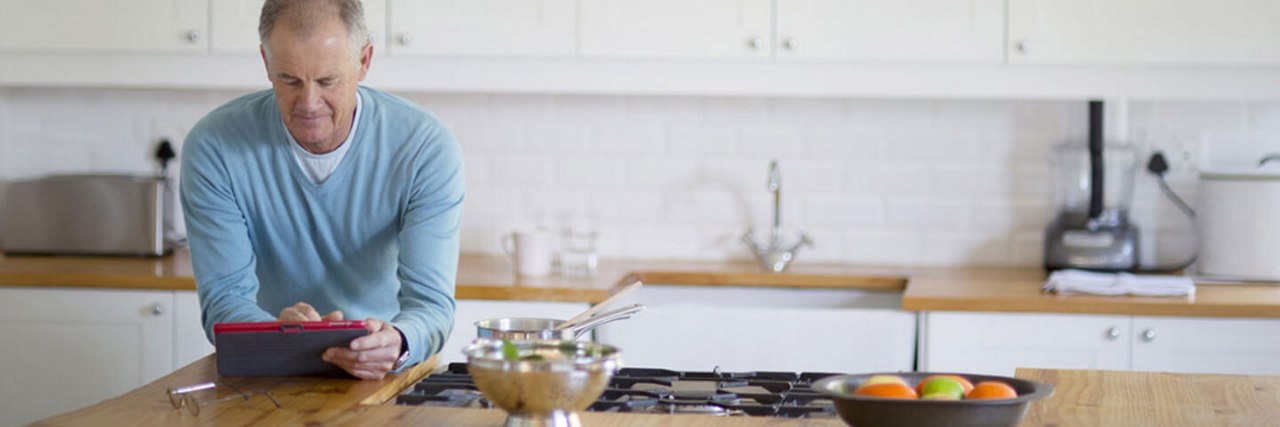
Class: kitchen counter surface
4,249,1280,317
37,355,1280,426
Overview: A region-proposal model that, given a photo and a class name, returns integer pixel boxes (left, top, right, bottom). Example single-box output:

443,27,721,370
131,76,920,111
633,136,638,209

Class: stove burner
396,363,840,419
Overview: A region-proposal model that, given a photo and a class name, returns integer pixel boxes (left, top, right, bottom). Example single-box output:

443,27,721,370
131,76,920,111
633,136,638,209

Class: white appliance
1197,156,1280,281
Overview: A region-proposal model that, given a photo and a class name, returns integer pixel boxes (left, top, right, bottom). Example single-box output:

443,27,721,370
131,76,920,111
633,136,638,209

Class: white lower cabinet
0,287,175,426
173,291,215,369
594,286,916,373
921,312,1130,376
436,299,589,365
922,311,1280,376
1131,316,1280,375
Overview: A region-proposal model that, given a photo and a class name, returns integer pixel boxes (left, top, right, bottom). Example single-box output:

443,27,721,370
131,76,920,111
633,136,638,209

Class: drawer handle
151,303,165,316
1141,329,1156,342
1106,327,1121,340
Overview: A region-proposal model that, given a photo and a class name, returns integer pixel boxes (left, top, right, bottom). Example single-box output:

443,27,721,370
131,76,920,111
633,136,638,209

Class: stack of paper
1043,269,1195,297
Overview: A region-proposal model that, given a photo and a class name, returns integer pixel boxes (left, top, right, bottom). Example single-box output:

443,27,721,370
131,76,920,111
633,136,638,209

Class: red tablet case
214,320,367,377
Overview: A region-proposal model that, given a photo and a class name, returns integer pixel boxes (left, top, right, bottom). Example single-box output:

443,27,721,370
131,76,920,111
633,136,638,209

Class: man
181,0,463,379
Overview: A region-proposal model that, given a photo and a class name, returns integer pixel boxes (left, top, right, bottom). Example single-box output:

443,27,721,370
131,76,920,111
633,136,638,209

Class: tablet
214,320,368,377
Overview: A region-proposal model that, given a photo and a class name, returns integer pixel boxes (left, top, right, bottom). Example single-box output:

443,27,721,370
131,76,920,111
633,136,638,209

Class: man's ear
357,43,373,81
260,44,271,81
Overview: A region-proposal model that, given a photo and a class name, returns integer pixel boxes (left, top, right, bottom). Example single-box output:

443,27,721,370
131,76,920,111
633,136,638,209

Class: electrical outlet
1150,137,1199,175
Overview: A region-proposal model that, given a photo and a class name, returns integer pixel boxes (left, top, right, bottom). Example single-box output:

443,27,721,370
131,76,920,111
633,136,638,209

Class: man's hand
323,318,404,380
278,302,343,322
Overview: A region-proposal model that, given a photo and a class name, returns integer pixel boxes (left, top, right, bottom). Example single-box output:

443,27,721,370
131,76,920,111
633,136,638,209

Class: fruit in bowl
813,372,1054,427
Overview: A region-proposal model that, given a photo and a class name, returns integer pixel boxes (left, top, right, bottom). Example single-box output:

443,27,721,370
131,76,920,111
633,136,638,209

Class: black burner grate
395,363,839,419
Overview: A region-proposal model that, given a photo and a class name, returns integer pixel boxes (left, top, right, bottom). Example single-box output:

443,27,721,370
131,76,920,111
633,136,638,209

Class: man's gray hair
259,0,369,58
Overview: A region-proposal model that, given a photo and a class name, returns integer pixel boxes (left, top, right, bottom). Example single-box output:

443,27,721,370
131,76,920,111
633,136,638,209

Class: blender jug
1044,100,1141,272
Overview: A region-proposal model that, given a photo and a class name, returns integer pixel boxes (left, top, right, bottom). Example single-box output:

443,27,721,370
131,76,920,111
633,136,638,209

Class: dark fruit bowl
812,372,1054,427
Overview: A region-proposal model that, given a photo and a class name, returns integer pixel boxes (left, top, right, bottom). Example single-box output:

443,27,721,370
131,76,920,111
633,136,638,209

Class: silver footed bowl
463,338,621,427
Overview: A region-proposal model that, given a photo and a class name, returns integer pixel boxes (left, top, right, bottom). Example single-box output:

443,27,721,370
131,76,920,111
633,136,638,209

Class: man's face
261,16,371,152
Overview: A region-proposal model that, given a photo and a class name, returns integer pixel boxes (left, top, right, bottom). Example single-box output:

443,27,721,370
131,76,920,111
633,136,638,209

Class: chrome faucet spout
742,160,811,273
767,160,781,241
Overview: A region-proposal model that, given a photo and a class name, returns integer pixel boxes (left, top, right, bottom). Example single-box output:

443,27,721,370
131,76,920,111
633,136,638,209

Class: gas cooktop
395,363,841,418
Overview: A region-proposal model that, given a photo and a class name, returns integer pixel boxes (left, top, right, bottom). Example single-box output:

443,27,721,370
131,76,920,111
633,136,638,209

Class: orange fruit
966,381,1018,400
854,382,919,399
915,374,974,395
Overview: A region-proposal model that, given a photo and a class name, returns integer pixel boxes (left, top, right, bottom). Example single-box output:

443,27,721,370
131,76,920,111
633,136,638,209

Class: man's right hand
279,302,344,322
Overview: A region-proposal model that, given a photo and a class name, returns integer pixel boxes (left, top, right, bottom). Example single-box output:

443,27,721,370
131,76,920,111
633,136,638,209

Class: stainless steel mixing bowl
463,338,621,427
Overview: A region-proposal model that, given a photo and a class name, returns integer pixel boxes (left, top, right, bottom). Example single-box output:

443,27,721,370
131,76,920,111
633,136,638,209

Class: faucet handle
789,232,813,251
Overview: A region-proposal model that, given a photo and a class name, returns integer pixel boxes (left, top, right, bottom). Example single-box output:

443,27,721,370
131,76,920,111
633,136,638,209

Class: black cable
1134,152,1198,273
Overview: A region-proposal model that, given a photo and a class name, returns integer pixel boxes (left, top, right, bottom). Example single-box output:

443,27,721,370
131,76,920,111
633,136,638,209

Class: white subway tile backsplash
921,232,1010,266
803,196,882,228
0,89,1262,268
526,122,589,156
883,199,970,229
555,158,626,188
666,125,737,156
587,191,665,223
845,162,931,195
804,130,883,160
587,121,665,156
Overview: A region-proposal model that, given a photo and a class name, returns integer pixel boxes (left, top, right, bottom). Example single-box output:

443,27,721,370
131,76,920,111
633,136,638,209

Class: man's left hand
322,318,403,380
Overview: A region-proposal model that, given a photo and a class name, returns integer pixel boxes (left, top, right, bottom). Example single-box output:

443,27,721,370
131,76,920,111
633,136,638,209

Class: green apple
919,377,965,400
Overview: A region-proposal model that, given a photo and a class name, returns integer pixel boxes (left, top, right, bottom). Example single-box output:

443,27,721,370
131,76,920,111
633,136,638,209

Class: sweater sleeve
180,132,275,344
390,124,465,369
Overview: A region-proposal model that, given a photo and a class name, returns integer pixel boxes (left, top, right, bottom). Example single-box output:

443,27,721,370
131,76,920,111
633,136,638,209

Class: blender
1043,101,1141,272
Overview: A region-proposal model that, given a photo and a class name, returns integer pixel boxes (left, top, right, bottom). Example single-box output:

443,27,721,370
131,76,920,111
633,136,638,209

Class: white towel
1043,269,1195,297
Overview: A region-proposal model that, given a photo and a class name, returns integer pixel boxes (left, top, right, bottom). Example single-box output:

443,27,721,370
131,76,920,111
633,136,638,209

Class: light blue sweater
180,86,464,368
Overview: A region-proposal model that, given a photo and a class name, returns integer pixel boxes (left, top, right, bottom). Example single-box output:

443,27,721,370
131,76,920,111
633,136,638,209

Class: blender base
1044,224,1140,272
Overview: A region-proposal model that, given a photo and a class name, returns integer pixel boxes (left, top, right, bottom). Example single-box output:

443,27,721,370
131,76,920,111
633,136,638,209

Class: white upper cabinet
211,0,388,54
1009,0,1280,65
0,0,208,52
386,0,576,57
579,0,772,60
777,0,1005,63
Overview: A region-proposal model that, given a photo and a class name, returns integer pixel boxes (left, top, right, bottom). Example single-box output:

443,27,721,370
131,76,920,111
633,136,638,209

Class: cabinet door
923,312,1130,376
0,288,174,426
437,300,589,364
211,0,388,54
173,291,214,369
1008,0,1280,65
1132,316,1280,375
777,0,1004,62
386,0,575,56
0,0,208,53
579,0,772,60
594,286,916,373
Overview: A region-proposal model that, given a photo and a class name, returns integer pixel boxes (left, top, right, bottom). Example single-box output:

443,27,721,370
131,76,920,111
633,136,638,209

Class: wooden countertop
38,355,1280,426
4,249,1280,317
1016,368,1280,426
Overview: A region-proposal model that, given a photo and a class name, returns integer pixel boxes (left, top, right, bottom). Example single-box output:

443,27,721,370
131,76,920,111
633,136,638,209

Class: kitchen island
35,353,1280,426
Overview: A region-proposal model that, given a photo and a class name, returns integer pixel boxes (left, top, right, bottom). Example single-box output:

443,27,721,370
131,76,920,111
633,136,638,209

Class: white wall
1,86,1277,267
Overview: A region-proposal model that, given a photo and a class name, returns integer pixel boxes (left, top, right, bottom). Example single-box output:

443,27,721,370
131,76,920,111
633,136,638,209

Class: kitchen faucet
741,160,812,273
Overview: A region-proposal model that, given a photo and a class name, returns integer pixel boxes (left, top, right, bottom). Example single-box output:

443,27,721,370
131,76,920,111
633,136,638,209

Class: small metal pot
474,304,644,341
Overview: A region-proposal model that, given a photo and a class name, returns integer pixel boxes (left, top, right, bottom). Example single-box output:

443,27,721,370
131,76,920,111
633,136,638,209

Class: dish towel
1043,269,1196,297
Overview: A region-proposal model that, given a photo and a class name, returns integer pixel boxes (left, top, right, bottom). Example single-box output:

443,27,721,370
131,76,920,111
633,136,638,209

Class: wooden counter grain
5,249,1280,317
40,355,1280,426
1016,368,1280,426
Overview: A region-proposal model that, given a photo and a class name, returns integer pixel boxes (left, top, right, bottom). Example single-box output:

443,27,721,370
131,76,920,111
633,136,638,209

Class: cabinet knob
1106,327,1121,340
1015,40,1028,54
748,36,764,50
781,37,795,51
398,34,412,46
151,303,165,316
1141,329,1156,342
186,30,200,44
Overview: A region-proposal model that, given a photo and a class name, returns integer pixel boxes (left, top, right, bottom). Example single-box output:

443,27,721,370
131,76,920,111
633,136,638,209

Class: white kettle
1197,154,1280,281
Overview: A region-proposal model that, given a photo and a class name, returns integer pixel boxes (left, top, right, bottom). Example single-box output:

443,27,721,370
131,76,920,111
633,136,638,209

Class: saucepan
474,303,645,341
